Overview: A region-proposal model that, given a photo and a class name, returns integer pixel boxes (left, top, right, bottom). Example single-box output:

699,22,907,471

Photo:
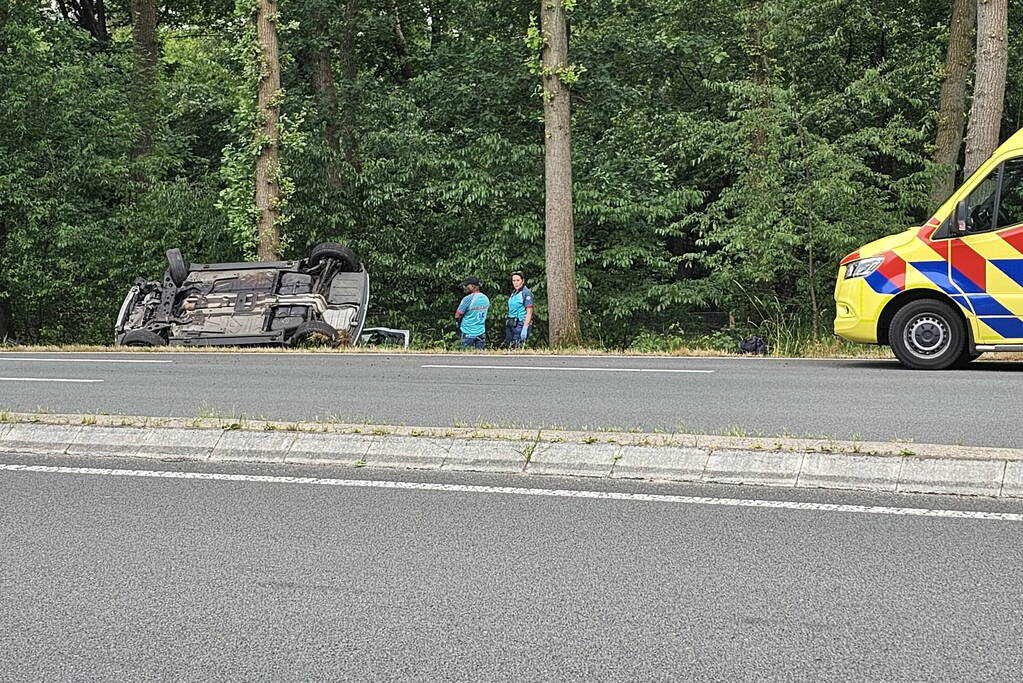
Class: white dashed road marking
422,364,715,374
0,358,172,364
0,378,103,383
1,463,1019,522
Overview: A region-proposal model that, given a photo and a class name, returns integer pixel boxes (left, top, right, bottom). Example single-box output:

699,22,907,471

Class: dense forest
1,0,1020,347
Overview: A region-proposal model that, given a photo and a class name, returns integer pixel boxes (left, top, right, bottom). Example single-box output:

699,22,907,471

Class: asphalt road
3,452,1023,681
0,352,1021,447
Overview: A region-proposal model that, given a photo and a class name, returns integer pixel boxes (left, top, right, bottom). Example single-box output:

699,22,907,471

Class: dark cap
461,276,481,287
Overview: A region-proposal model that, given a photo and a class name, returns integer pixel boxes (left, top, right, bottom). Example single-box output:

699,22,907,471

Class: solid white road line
422,364,715,374
0,358,172,364
0,377,103,383
1,463,1019,522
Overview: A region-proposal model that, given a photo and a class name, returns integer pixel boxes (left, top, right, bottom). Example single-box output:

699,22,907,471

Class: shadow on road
960,361,1023,372
839,360,906,370
840,359,1023,372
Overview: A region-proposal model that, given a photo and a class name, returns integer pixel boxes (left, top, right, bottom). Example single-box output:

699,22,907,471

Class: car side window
995,157,1023,231
965,167,1000,234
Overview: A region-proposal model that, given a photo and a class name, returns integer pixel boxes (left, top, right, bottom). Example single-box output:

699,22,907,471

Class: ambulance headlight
845,256,884,279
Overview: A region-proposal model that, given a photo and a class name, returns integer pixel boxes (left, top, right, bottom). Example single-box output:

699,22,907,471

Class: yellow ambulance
834,128,1023,369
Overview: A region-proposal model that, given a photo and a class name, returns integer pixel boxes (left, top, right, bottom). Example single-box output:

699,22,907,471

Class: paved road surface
0,352,1021,447
2,452,1022,680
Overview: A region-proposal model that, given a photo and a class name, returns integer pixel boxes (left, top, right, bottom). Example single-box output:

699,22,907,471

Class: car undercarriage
115,243,370,347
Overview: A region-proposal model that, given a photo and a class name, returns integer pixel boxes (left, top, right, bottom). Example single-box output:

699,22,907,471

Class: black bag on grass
738,336,768,355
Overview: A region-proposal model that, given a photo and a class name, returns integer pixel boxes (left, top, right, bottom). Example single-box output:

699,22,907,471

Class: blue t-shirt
457,293,490,337
507,287,534,322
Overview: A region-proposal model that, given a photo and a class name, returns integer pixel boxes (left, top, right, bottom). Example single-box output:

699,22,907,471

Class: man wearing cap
455,276,491,349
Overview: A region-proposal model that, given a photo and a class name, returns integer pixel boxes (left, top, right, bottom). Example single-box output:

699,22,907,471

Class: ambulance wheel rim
905,314,950,359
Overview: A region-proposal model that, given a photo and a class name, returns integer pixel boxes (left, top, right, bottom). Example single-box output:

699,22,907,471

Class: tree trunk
307,45,344,188
255,0,283,261
541,0,580,347
748,0,770,155
964,0,1008,178
931,0,976,206
299,0,358,179
340,0,361,169
130,0,159,162
385,0,414,82
0,296,13,344
0,219,10,342
56,0,110,42
130,0,158,74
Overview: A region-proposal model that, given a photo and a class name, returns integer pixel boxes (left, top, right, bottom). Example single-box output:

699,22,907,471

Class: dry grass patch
2,342,892,359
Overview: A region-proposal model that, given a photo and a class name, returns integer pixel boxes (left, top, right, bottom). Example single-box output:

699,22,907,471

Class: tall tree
298,0,360,182
339,0,360,169
300,34,344,188
385,0,414,83
964,0,1008,177
931,0,975,206
255,0,283,259
540,0,580,347
130,0,158,74
130,0,159,160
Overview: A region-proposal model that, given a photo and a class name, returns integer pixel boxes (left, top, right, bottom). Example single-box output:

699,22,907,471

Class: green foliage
0,2,234,343
2,0,1023,350
628,327,737,354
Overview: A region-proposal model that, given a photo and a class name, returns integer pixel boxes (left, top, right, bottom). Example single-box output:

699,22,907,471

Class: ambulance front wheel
888,299,966,370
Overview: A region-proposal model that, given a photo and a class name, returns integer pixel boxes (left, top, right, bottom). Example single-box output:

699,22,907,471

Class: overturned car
115,243,369,347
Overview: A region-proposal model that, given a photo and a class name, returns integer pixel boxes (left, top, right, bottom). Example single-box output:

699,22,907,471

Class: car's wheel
119,329,168,347
308,242,358,271
167,248,189,287
889,299,965,370
289,320,341,347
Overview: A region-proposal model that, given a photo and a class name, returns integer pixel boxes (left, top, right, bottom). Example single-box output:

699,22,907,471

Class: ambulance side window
995,158,1023,231
965,169,1000,234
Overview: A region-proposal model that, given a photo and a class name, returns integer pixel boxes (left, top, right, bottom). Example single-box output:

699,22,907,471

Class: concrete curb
0,413,1021,498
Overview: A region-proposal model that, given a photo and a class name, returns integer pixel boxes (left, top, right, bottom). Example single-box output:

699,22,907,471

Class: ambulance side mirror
954,200,971,234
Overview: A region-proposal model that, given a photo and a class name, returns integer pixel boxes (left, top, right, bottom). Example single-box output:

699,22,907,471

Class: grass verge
0,341,893,359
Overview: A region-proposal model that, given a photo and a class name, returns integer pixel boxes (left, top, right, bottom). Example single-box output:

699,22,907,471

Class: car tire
289,320,341,347
309,242,358,271
119,329,168,347
889,299,965,370
167,249,189,287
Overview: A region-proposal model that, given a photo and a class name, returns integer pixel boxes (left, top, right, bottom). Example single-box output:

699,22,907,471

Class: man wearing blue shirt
504,271,534,349
455,276,490,349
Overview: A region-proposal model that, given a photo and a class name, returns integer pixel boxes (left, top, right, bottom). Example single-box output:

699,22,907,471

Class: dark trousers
460,334,485,350
503,318,524,348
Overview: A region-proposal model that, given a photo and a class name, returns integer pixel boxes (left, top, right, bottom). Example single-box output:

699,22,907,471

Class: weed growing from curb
519,430,543,464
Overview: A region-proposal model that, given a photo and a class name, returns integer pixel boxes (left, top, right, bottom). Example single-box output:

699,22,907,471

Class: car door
951,157,1023,343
